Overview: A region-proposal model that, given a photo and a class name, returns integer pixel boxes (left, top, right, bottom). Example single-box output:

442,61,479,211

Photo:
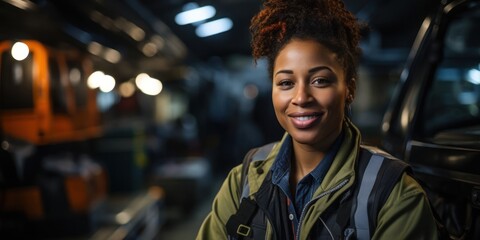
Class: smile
289,113,322,129
294,116,317,121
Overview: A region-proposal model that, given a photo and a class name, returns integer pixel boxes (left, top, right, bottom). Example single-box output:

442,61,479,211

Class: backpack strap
227,142,276,239
238,142,277,200
226,197,258,238
336,146,410,239
237,147,260,200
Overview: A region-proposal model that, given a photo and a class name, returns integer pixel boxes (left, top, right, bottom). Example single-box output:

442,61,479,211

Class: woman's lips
289,113,322,129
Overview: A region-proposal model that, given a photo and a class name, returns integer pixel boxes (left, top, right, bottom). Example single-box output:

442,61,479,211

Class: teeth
295,116,316,121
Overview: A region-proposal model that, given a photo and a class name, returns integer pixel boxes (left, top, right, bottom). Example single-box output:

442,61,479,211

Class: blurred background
0,0,442,239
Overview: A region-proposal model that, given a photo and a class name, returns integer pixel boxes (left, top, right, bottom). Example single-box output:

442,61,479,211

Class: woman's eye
312,78,331,87
277,80,294,88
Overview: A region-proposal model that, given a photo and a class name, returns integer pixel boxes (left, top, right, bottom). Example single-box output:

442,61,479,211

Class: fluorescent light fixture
196,18,233,37
175,5,216,25
467,68,480,85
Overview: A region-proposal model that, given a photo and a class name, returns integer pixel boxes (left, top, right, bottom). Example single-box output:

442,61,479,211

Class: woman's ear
346,78,356,104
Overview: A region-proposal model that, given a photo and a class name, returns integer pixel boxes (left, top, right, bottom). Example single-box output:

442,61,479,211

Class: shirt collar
271,131,344,185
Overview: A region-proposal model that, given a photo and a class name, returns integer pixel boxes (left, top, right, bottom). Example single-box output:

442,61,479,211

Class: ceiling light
4,0,35,10
104,48,122,63
11,41,29,61
135,73,163,96
175,5,216,25
99,75,116,93
467,68,480,85
195,18,233,37
119,81,136,98
87,71,104,89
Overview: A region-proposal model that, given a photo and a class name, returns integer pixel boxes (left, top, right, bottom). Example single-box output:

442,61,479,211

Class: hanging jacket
197,119,439,240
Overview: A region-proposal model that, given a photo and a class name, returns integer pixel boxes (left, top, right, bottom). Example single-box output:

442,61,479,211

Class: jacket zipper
295,178,350,240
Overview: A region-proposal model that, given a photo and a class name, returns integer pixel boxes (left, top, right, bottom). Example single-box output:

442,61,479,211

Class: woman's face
272,39,348,148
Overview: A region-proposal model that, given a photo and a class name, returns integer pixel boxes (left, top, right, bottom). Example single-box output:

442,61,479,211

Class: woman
197,0,439,239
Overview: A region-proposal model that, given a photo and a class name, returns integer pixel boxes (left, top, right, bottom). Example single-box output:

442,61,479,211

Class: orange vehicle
0,40,101,144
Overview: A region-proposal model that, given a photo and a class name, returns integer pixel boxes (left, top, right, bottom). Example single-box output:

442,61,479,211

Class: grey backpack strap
352,146,410,240
239,142,277,201
227,142,277,239
353,152,385,240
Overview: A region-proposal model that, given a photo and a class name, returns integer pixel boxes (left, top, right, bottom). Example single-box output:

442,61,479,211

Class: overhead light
87,41,122,63
69,68,81,85
104,48,121,63
135,73,163,96
142,42,158,57
87,41,102,56
175,5,216,25
88,71,118,93
87,71,104,89
467,68,480,85
11,41,29,61
4,0,36,10
99,75,116,93
119,81,136,98
195,18,233,37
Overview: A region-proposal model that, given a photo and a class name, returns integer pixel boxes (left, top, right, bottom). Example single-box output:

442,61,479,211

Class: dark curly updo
250,0,362,101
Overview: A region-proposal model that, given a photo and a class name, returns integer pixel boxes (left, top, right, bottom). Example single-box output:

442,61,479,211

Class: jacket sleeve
196,165,243,240
372,173,439,240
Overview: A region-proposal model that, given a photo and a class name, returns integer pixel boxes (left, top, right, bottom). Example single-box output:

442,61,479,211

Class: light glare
87,71,105,89
175,5,216,25
135,73,163,96
119,81,136,98
99,75,116,93
467,68,480,85
11,42,29,61
196,18,233,37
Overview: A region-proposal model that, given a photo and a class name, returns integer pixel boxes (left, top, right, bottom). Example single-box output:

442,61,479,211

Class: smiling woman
196,0,440,239
272,40,347,152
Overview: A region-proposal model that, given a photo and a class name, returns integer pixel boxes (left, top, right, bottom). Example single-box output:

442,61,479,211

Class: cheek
272,90,289,111
271,91,289,128
318,90,345,108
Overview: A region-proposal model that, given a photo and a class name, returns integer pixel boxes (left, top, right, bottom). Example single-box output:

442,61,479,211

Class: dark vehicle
381,0,480,238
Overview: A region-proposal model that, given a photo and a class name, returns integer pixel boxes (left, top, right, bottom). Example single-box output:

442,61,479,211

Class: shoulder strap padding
351,146,411,239
238,142,277,200
226,197,258,238
227,142,277,239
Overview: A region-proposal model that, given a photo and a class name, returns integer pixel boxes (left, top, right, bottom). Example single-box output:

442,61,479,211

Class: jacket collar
247,118,361,199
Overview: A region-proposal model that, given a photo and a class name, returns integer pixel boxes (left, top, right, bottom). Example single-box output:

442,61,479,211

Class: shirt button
289,214,294,220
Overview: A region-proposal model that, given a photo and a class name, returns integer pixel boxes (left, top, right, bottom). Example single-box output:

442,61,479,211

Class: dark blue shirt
270,132,344,233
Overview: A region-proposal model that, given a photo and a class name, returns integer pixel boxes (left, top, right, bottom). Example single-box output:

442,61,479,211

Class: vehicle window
422,8,480,137
67,60,87,108
0,51,34,110
49,57,69,114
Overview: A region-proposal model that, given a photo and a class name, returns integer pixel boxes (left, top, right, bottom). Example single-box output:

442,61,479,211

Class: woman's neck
290,129,341,185
291,144,325,183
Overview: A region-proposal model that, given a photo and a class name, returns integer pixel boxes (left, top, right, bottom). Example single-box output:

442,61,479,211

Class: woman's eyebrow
274,69,293,76
308,66,332,73
274,66,332,76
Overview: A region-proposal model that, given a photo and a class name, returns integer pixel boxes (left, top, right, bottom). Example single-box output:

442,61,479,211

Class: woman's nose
291,84,312,106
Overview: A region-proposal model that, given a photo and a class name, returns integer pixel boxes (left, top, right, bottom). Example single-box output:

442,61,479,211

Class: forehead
273,39,342,71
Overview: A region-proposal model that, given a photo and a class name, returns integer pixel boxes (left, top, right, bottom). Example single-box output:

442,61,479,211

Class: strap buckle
237,224,251,237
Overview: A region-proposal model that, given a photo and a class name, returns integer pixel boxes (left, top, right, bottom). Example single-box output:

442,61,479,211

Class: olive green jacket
197,121,439,239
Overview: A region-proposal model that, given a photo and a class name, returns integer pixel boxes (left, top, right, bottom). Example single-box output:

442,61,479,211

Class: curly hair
250,0,362,101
